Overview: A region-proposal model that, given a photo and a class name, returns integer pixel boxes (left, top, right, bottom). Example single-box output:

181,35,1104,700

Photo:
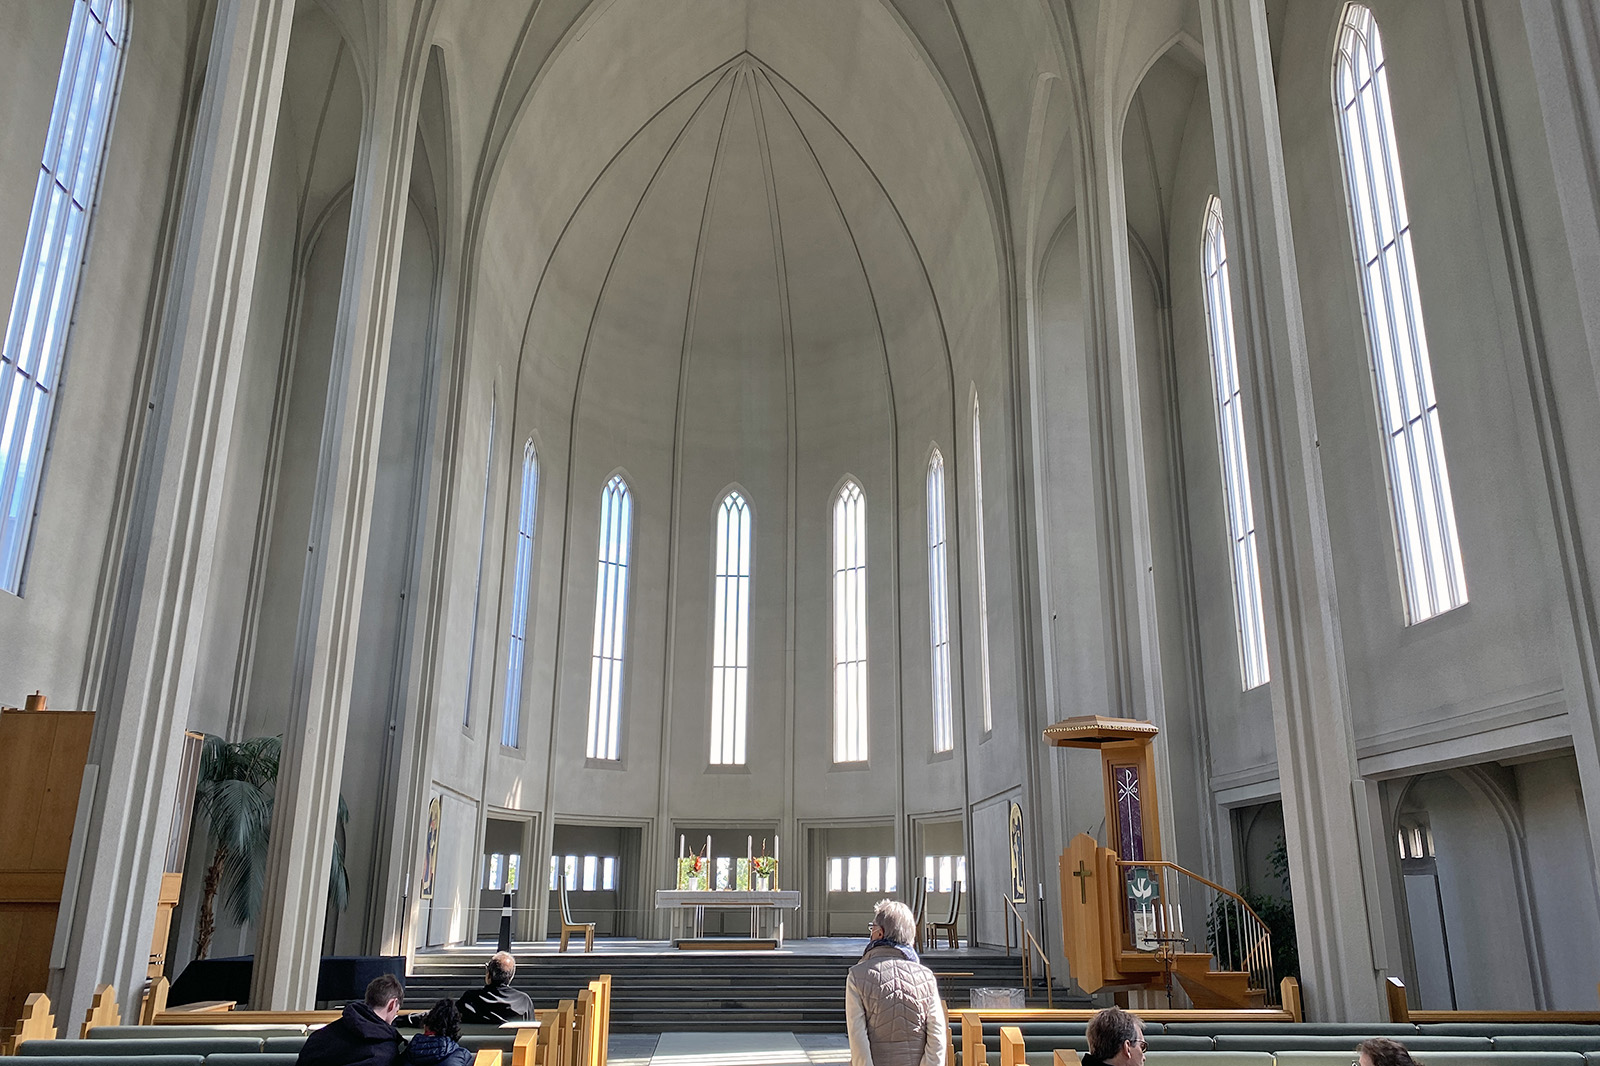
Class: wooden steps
1172,955,1262,1010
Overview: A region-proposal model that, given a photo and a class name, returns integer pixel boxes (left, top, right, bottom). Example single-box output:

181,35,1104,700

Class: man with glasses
1083,1006,1147,1066
846,899,945,1066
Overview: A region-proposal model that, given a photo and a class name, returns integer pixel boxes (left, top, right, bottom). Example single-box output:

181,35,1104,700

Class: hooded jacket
845,941,945,1066
403,1033,473,1066
295,1002,406,1066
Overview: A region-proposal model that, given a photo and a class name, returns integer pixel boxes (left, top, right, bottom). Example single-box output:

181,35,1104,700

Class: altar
654,889,801,948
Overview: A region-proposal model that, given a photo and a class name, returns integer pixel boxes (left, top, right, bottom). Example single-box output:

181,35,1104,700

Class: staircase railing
1001,895,1054,1008
1112,859,1277,1006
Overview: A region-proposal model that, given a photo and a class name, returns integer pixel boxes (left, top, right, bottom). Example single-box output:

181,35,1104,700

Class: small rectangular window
715,856,732,891
582,855,598,891
865,856,881,893
602,856,617,891
563,854,577,890
884,856,897,893
924,855,935,884
829,857,843,892
549,855,559,891
956,855,966,889
939,855,953,893
506,854,520,891
847,856,862,893
486,854,504,891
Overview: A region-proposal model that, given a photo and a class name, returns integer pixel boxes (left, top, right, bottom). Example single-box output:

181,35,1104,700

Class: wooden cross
1072,859,1093,903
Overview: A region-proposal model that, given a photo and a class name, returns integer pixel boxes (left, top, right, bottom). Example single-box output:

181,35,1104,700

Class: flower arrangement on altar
677,838,710,890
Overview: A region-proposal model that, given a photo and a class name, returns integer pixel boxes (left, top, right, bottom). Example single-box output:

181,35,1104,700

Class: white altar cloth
654,889,801,946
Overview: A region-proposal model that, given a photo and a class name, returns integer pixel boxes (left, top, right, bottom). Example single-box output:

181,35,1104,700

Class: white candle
679,835,685,859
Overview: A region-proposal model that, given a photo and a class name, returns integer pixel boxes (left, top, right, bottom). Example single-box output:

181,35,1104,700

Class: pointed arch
709,487,752,765
1333,3,1467,622
832,478,868,763
586,473,633,760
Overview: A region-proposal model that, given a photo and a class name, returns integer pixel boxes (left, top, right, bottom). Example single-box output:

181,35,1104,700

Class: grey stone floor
607,1032,850,1065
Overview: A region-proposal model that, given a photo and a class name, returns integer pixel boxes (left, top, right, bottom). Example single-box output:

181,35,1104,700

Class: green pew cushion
13,1057,204,1066
1494,1040,1600,1053
20,1041,263,1057
1214,1037,1491,1053
88,1024,305,1030
1166,1025,1418,1037
261,1038,307,1054
205,1056,301,1066
1275,1053,1588,1066
1143,1051,1277,1066
1433,1024,1600,1030
459,1035,515,1053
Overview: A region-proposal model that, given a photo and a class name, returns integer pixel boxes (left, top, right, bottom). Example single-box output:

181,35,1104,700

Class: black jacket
457,981,533,1024
402,1033,473,1066
296,1002,406,1066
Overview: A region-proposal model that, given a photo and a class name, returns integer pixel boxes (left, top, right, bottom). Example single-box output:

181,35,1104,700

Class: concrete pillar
1486,1,1600,905
49,0,296,1025
250,5,433,1010
1197,0,1384,1020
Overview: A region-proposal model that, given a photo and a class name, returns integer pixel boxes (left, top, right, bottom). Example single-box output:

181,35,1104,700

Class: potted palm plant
191,734,349,959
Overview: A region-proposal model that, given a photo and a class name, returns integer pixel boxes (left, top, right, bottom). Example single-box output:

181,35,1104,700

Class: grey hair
487,952,516,983
871,899,917,945
1086,1007,1142,1061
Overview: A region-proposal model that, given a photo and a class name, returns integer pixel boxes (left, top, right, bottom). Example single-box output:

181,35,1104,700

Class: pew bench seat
11,1057,205,1066
20,1040,264,1058
1275,1052,1589,1066
203,1056,300,1066
87,1024,308,1030
1493,1039,1600,1052
1165,1025,1418,1037
1213,1037,1492,1053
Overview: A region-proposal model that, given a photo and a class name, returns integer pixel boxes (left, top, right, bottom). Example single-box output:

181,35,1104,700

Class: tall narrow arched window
1334,3,1467,622
1201,199,1271,689
832,480,868,763
971,398,993,733
709,490,751,765
927,450,954,753
586,475,633,761
1,0,126,593
501,440,538,748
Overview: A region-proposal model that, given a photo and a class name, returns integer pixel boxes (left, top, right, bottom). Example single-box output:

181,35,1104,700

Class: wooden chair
558,880,595,953
927,880,962,949
909,876,928,949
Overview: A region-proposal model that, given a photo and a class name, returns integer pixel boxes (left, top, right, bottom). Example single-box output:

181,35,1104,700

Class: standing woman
403,999,473,1066
846,899,946,1066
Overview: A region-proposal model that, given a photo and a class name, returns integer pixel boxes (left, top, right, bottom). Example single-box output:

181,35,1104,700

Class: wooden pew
954,1004,1303,1065
139,978,169,1025
149,1010,338,1025
474,1051,503,1066
999,1026,1026,1066
1385,976,1600,1024
1054,1051,1083,1066
4,992,59,1053
79,985,120,1037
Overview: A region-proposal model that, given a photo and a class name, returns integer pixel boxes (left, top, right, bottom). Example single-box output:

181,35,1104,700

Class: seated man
297,974,407,1066
457,952,533,1024
1081,1006,1146,1066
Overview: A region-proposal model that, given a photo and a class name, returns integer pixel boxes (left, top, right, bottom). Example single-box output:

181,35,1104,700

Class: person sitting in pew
1082,1007,1147,1066
403,999,472,1066
297,974,407,1066
457,952,533,1024
1358,1037,1420,1066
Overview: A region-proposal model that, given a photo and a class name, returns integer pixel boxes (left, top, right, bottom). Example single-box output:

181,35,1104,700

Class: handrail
1113,858,1277,1006
1113,859,1264,922
1002,895,1054,1008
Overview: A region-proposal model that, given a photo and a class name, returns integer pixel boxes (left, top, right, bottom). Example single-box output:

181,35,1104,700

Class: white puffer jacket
845,942,946,1066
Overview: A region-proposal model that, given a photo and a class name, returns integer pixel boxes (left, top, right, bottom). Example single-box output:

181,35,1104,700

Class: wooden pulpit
1047,715,1270,1007
1047,716,1163,994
